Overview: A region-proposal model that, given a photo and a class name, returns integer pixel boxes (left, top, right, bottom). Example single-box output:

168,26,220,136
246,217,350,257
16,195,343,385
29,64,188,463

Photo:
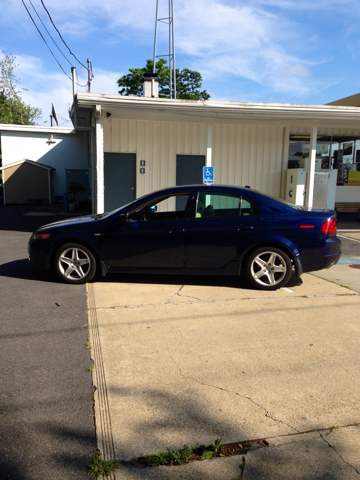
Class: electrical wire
28,0,73,67
21,0,73,81
21,0,88,88
40,0,88,70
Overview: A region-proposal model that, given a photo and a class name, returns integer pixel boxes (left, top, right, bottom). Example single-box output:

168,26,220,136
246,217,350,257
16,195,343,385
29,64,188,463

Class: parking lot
1,204,359,479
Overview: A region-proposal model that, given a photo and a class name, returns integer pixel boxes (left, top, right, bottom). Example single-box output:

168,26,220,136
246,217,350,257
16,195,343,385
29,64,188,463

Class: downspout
48,169,51,205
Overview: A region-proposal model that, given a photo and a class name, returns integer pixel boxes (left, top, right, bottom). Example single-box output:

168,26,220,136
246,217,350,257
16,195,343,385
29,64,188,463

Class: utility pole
87,58,94,93
153,0,176,99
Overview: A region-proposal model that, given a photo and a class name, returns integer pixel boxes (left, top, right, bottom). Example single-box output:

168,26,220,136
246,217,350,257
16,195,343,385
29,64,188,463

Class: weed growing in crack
87,451,115,478
85,338,91,350
143,438,225,467
143,445,195,467
197,437,225,459
87,365,94,372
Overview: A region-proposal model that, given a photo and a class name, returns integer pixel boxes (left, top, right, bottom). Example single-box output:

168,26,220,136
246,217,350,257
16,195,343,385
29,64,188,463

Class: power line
40,0,88,70
21,0,88,88
28,0,73,68
21,0,73,81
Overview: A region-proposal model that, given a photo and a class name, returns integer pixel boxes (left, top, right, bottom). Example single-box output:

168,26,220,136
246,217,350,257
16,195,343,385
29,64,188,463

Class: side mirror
150,205,157,213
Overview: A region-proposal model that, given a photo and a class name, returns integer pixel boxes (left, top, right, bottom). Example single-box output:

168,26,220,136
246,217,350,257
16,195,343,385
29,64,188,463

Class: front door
104,153,136,211
102,192,193,270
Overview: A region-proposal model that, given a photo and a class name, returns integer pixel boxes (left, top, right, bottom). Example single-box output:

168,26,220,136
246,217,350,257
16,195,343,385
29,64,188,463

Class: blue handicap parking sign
203,166,214,184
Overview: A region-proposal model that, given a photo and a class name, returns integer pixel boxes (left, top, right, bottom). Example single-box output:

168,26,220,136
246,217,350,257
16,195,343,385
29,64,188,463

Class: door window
195,193,258,218
128,194,191,222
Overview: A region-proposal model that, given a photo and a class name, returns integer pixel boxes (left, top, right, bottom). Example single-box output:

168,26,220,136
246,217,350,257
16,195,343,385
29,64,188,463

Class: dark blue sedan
28,185,341,290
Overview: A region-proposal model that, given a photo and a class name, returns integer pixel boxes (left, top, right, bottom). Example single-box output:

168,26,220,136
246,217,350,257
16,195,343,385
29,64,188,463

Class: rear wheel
246,247,292,290
54,243,96,284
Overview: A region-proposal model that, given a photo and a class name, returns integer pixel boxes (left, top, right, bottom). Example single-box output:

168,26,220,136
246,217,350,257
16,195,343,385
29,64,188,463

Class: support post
95,105,104,214
305,126,318,208
206,124,212,166
280,127,290,199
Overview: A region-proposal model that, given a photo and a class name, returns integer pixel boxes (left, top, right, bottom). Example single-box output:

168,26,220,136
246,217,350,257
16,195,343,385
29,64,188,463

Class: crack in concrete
318,430,360,475
164,284,186,304
174,331,184,352
169,355,299,434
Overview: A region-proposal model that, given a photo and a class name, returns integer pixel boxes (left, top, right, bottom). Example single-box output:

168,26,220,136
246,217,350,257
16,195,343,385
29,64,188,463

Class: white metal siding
212,124,285,197
104,119,207,198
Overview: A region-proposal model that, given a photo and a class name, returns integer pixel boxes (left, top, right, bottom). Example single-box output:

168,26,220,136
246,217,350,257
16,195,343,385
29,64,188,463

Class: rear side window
195,193,259,218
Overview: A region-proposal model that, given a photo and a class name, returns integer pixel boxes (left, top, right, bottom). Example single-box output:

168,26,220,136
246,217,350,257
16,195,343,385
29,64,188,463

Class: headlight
32,232,51,240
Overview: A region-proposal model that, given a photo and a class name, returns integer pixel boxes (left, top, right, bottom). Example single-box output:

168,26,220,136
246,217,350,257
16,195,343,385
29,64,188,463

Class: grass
85,338,91,350
143,444,194,467
87,451,115,478
142,438,225,467
87,365,94,372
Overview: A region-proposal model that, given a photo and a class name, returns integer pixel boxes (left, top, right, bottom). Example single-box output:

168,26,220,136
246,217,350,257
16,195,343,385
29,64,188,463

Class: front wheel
246,247,292,290
54,243,96,284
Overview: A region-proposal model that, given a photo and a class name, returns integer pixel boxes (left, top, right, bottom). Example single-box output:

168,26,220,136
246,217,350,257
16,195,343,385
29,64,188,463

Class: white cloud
277,64,312,78
2,0,358,116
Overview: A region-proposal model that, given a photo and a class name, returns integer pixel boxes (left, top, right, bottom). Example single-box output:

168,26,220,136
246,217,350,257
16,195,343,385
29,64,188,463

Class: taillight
320,218,337,234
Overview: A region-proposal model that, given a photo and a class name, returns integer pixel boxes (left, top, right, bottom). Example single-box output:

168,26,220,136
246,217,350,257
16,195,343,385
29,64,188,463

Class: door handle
166,228,186,234
234,225,254,231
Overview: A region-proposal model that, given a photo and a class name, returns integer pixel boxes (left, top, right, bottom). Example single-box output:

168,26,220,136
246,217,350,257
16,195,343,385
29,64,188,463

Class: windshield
96,192,155,219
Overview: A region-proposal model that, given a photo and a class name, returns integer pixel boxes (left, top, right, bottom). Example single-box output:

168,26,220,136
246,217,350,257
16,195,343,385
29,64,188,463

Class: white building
71,93,360,214
0,124,89,205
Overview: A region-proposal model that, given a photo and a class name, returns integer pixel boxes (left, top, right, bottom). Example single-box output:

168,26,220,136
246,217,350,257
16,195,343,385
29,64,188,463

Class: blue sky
1,0,360,125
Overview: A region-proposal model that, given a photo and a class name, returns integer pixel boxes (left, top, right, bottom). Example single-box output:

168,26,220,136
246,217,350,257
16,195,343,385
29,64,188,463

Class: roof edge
0,124,76,134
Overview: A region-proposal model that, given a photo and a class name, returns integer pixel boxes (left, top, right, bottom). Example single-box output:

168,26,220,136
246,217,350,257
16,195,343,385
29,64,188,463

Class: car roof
150,184,255,195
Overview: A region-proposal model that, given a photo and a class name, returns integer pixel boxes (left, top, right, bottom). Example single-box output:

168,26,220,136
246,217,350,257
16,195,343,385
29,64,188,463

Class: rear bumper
301,235,341,273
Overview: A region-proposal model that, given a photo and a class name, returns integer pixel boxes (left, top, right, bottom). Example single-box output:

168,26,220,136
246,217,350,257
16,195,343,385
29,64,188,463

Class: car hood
37,214,98,231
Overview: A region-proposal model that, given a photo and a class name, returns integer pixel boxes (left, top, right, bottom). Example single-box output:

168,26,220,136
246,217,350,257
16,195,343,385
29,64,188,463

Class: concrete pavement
87,235,360,480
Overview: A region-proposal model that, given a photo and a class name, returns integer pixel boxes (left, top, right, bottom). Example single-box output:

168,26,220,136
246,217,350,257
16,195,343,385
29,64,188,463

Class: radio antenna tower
153,0,176,99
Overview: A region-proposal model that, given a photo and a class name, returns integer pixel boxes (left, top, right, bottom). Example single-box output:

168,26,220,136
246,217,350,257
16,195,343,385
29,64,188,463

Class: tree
0,52,42,125
117,59,210,101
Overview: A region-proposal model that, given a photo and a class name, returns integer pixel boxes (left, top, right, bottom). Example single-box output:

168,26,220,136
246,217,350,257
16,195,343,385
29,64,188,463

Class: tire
246,247,292,290
54,243,97,284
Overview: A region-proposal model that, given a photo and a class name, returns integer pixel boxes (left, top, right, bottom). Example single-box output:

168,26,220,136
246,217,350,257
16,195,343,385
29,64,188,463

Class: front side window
128,194,191,222
195,193,258,218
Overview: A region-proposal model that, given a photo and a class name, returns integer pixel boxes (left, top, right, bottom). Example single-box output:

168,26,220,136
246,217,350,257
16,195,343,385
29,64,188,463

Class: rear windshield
261,192,304,211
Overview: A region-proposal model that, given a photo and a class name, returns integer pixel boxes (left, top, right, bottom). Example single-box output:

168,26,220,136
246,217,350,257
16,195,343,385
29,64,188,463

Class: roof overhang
73,93,360,129
0,159,55,171
0,124,76,134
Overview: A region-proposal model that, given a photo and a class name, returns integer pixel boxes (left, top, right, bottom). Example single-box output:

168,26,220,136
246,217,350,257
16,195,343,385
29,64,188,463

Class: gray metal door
104,153,136,211
176,155,205,210
176,155,205,185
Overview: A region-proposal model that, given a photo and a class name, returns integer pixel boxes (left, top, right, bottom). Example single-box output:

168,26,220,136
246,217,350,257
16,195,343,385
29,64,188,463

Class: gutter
74,93,360,122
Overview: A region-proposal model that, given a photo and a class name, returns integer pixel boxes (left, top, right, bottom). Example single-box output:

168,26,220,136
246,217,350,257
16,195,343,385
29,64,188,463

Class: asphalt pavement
0,206,95,480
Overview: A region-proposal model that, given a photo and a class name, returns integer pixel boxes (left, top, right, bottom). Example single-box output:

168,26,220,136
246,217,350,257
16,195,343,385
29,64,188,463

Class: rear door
185,191,262,272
